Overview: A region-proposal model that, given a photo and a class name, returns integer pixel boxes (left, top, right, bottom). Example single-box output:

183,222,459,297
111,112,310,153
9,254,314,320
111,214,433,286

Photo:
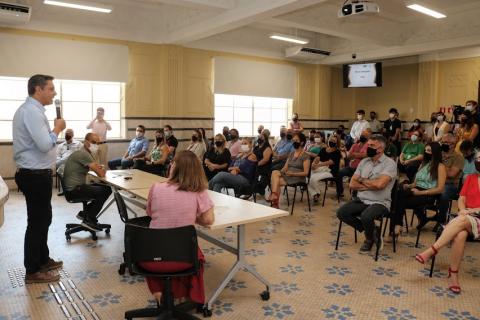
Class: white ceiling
4,0,480,64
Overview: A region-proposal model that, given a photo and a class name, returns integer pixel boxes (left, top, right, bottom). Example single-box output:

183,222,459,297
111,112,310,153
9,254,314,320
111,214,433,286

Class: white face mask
413,122,419,127
89,143,99,154
164,131,171,138
240,145,250,153
314,137,321,143
136,131,144,138
357,114,363,120
411,135,418,142
466,105,473,111
389,113,395,119
437,115,444,122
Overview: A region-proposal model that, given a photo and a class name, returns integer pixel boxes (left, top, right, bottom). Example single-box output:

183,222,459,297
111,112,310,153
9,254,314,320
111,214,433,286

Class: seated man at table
63,133,112,231
336,134,397,252
108,125,149,169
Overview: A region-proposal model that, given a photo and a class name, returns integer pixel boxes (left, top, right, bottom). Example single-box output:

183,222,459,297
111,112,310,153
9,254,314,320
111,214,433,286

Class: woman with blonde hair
139,150,215,304
204,133,231,180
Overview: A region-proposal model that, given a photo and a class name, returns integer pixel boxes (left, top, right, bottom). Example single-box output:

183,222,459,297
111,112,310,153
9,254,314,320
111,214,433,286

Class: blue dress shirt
127,136,149,157
274,139,294,156
13,97,58,169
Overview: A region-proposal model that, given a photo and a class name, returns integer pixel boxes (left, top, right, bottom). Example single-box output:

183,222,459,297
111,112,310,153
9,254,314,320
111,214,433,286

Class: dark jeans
336,166,355,196
108,157,133,170
336,199,388,240
398,160,421,183
15,169,53,274
437,183,458,223
392,185,436,231
208,172,250,194
68,183,112,222
133,159,165,176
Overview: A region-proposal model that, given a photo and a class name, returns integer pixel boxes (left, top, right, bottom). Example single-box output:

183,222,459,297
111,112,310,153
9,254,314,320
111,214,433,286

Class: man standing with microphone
87,107,111,166
13,74,66,283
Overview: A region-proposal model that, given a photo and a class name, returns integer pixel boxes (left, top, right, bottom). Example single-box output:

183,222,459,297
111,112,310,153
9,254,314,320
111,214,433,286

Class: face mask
191,135,198,142
465,153,474,161
230,133,237,139
292,141,301,149
215,141,223,148
89,143,98,154
136,131,144,138
441,143,450,152
309,136,314,141
240,145,250,153
314,137,321,143
389,113,395,119
65,134,72,141
466,105,473,111
156,137,163,144
286,134,293,140
280,132,286,138
258,136,264,143
367,147,378,158
359,136,367,143
164,131,171,138
357,115,363,120
475,161,480,172
411,135,418,142
437,116,444,122
293,117,298,122
328,141,337,148
258,129,262,134
370,116,375,120
460,118,467,124
413,122,419,127
423,152,432,162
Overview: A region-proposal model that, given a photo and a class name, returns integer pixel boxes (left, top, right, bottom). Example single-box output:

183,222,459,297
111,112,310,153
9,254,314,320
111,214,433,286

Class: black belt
98,141,107,145
17,168,53,174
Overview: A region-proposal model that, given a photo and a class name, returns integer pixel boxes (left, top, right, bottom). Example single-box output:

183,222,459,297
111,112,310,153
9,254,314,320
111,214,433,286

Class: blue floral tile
286,251,308,259
212,300,234,316
279,264,304,275
90,292,122,307
260,227,277,235
441,309,479,320
290,239,310,246
266,219,281,226
226,279,247,292
326,266,352,276
294,229,312,236
0,312,31,320
324,283,353,296
272,281,299,295
372,267,399,277
418,268,447,278
202,247,224,255
100,256,123,265
329,240,348,248
120,274,145,284
219,236,234,243
252,237,272,245
73,269,101,281
377,284,407,297
224,227,237,234
36,290,65,303
463,255,477,263
245,249,265,257
328,252,350,260
321,305,355,319
359,251,392,261
466,268,480,278
298,220,315,227
263,303,294,319
329,230,346,237
382,307,416,320
401,241,425,249
330,221,340,227
430,286,458,299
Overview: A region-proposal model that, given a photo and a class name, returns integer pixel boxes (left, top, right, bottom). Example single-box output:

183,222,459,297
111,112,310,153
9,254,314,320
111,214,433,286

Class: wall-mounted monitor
343,62,382,88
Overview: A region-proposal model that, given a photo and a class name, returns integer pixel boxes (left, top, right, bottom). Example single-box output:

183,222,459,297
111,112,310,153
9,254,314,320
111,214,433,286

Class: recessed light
407,4,446,19
44,0,112,13
269,33,309,45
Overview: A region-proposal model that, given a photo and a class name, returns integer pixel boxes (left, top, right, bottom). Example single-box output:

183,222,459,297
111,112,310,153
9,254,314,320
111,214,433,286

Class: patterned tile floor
1,188,480,320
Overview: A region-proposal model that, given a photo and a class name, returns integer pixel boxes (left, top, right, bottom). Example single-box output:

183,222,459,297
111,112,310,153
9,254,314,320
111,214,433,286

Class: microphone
54,99,62,119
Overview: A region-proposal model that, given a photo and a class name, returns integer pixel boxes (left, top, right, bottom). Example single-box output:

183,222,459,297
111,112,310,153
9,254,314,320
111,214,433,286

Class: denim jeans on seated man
208,171,250,194
68,183,112,222
436,183,458,223
108,157,134,170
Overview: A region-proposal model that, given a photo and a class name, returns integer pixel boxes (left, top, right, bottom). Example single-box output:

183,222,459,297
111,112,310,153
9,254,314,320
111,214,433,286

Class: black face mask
423,152,432,162
328,141,337,148
156,137,163,144
293,118,298,122
214,141,223,148
258,136,264,144
359,136,367,143
292,141,301,149
192,135,198,142
230,134,237,140
441,144,450,152
65,134,72,141
475,161,480,172
309,136,315,141
286,134,293,140
258,130,262,134
367,147,378,158
465,153,474,161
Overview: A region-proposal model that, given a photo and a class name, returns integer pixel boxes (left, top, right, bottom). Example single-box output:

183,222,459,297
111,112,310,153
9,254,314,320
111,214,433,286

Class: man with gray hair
337,134,397,252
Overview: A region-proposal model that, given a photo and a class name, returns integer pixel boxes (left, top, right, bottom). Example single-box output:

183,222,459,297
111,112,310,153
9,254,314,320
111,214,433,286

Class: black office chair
335,180,398,261
285,160,313,215
59,174,111,241
123,224,202,320
113,191,151,275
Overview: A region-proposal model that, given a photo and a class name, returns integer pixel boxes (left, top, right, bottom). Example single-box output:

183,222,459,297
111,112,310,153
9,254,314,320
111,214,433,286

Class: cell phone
124,177,132,180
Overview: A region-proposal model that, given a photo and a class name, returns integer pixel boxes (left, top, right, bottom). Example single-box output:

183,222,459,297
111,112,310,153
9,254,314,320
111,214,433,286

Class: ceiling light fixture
269,33,309,45
407,4,446,19
44,0,112,13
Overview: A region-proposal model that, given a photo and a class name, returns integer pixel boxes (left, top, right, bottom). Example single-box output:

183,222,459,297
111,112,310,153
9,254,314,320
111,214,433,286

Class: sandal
267,192,279,209
448,268,461,294
415,245,438,264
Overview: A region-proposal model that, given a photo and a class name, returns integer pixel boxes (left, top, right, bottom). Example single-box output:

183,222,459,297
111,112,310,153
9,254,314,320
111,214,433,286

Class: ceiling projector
338,0,379,18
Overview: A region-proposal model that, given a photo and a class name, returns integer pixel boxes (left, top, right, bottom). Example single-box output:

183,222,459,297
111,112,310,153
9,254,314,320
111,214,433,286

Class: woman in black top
204,133,231,180
253,129,273,196
383,107,402,156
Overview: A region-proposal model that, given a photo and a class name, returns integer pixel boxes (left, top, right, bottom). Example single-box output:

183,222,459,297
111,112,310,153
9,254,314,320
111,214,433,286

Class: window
0,76,124,140
214,94,292,136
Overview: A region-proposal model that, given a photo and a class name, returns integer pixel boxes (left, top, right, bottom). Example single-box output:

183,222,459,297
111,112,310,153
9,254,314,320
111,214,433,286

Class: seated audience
305,131,326,157
139,150,214,305
398,130,425,182
209,137,257,195
407,119,424,139
459,140,478,182
108,125,149,169
203,134,231,180
415,154,480,294
336,135,397,252
382,108,402,156
336,129,371,198
63,133,112,231
253,129,273,197
163,125,178,156
267,133,310,208
222,126,232,142
392,142,446,234
271,127,294,170
288,112,304,133
455,110,479,152
466,100,480,147
133,129,170,176
369,111,382,134
432,112,450,142
255,125,265,145
56,128,82,175
227,128,242,159
187,129,207,160
347,109,370,149
304,129,317,151
308,135,341,202
384,133,398,161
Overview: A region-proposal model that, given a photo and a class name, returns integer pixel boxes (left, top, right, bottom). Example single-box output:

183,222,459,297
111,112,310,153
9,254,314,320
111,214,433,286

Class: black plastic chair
285,160,313,215
123,224,201,320
59,174,111,241
321,177,341,207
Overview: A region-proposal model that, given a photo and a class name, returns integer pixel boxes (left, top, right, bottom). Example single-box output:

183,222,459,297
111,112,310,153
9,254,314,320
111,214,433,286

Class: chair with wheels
59,174,111,241
123,224,202,320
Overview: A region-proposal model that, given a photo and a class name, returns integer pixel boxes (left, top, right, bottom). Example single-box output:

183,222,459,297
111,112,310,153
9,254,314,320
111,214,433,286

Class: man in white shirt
56,128,82,175
347,109,370,149
87,107,111,166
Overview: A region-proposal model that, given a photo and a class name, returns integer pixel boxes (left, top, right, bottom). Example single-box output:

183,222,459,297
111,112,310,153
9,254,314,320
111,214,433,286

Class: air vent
300,47,331,56
0,2,31,24
0,2,30,13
